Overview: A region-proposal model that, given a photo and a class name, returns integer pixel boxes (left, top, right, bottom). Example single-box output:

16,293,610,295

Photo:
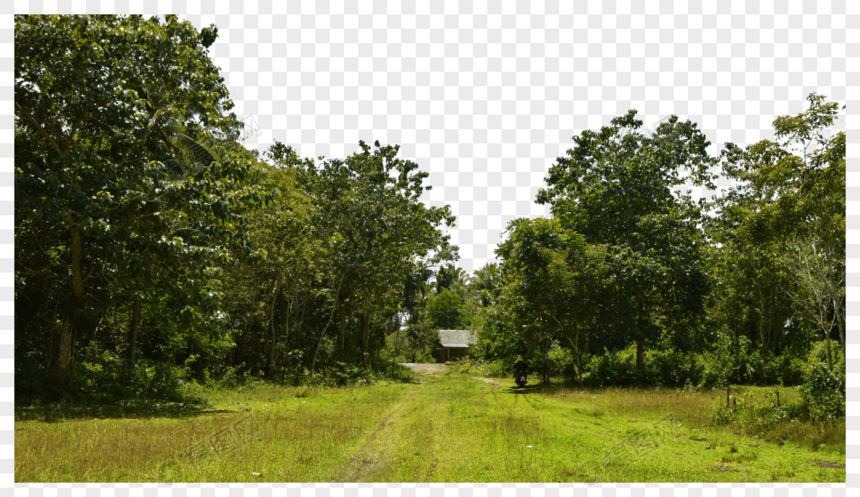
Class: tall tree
273,140,457,374
537,111,713,369
712,93,845,365
15,15,260,387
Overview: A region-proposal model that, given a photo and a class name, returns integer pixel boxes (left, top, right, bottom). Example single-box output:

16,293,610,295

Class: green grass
15,368,845,482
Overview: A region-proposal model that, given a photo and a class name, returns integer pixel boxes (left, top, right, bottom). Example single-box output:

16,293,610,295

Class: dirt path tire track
521,393,535,409
329,386,415,482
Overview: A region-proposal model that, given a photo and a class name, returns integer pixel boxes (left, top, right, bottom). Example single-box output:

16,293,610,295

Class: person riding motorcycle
513,355,528,387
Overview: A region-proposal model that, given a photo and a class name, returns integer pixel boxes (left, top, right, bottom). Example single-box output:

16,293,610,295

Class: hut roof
438,330,477,348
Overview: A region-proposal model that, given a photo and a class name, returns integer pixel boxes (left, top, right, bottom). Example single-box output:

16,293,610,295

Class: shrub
546,344,575,379
645,349,703,388
798,362,845,422
806,340,845,372
15,360,59,402
582,349,638,387
755,402,804,426
582,346,701,388
696,336,805,388
760,353,807,386
134,360,187,401
483,359,513,378
71,352,190,403
710,387,756,425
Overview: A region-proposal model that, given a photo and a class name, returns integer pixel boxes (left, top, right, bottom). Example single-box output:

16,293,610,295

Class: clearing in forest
15,365,845,482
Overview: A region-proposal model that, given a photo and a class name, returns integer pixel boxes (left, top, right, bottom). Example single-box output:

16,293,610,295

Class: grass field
15,364,845,482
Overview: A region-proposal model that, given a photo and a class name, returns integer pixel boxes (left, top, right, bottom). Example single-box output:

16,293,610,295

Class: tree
15,15,260,388
495,217,611,383
274,140,457,374
536,111,713,370
426,288,466,330
471,262,500,307
495,218,567,382
783,241,844,369
435,264,468,295
713,93,845,366
772,94,845,365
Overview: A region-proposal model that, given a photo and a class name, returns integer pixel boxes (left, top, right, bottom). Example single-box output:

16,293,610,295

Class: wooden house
436,329,477,362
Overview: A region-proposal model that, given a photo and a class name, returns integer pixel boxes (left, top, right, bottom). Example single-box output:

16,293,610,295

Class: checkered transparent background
4,0,858,495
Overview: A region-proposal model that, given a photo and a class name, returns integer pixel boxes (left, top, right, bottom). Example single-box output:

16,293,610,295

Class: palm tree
471,262,499,294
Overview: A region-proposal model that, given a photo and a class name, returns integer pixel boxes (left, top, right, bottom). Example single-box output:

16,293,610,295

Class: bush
216,362,262,389
546,344,575,379
755,402,804,426
583,349,637,387
482,359,514,378
310,361,387,387
72,352,190,403
806,340,845,372
582,346,701,388
798,362,845,422
15,360,55,402
760,353,807,386
696,336,805,388
645,349,702,388
134,360,187,401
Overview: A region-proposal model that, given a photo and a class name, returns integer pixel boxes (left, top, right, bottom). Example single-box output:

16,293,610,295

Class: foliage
582,346,701,388
15,15,458,402
73,352,191,404
15,14,262,396
707,93,845,363
534,111,713,371
696,336,806,388
426,288,467,329
798,362,845,422
13,12,847,432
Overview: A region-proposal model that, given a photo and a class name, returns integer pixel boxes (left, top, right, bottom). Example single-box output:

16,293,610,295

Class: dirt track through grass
15,365,846,482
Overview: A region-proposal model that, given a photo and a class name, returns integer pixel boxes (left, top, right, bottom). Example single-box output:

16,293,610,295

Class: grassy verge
15,367,845,482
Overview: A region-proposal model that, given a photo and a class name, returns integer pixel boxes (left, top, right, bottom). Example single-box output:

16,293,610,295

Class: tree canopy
14,15,846,402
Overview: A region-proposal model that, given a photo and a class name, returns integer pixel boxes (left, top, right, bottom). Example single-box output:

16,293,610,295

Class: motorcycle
515,373,528,388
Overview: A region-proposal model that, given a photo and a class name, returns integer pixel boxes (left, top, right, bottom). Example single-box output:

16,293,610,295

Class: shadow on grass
508,384,538,394
18,363,420,424
14,401,237,423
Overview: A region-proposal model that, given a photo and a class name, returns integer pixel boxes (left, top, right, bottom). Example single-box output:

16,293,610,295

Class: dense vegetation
468,96,846,425
15,15,457,401
15,14,845,430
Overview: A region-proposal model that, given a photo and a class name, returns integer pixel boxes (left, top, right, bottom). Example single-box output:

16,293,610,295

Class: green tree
277,140,457,374
471,262,500,307
426,288,466,330
15,15,260,389
712,93,845,367
495,217,610,383
537,111,713,370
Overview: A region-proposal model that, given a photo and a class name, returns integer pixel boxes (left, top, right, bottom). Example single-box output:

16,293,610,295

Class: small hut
436,330,477,362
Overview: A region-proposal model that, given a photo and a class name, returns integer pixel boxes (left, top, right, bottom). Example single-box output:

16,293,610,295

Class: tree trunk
58,317,74,385
128,294,141,369
338,302,348,362
361,302,371,369
58,214,85,385
636,340,645,371
758,290,771,357
566,335,583,384
297,305,306,352
267,281,279,377
542,335,550,384
309,275,344,376
835,297,845,361
635,291,646,371
689,325,696,365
